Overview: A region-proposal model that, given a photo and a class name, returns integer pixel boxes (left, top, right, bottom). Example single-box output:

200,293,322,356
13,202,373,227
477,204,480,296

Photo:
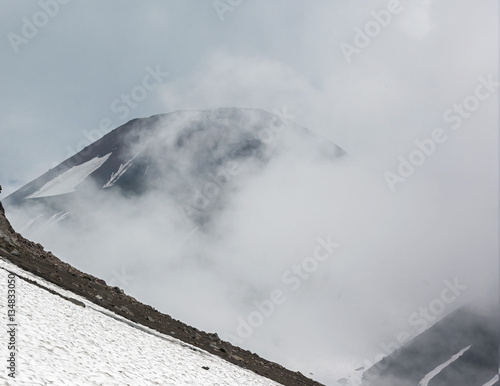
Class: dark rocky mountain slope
362,293,498,386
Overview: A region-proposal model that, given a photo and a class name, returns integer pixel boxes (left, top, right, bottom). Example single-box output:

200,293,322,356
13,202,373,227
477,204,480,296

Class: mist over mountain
3,107,497,385
4,108,343,230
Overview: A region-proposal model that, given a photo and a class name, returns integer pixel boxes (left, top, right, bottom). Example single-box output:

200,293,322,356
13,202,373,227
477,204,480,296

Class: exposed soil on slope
0,201,323,386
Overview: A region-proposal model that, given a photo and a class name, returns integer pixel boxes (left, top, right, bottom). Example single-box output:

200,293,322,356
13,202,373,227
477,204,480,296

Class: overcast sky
0,1,498,384
1,0,496,196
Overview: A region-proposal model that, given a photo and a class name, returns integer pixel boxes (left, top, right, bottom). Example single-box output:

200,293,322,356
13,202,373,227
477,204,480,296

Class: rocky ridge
0,201,323,386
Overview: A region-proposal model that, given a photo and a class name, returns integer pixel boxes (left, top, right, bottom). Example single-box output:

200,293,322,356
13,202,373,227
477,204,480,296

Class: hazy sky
0,1,498,385
1,0,496,195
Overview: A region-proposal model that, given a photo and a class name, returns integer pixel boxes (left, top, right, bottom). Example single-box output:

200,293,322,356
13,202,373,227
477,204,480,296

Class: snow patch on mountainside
103,155,136,188
418,345,472,386
0,258,279,385
482,374,500,386
27,153,112,199
39,211,71,232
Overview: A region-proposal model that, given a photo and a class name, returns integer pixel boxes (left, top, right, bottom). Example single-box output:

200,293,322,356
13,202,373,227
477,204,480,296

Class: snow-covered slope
0,257,280,386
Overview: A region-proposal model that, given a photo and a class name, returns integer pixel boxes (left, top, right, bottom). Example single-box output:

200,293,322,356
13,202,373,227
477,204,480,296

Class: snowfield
0,257,280,386
27,153,112,198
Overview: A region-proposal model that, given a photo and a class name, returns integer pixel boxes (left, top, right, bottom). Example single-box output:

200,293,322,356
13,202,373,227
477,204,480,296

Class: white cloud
1,1,497,384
